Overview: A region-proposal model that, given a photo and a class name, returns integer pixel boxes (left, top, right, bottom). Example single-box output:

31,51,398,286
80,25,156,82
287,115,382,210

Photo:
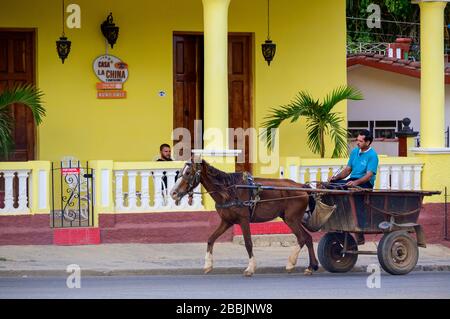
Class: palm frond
306,120,322,155
328,113,349,158
261,86,363,157
261,90,319,149
0,108,13,156
322,86,364,113
0,83,46,125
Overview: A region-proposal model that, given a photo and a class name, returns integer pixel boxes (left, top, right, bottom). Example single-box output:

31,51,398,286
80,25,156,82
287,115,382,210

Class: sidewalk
1,240,450,277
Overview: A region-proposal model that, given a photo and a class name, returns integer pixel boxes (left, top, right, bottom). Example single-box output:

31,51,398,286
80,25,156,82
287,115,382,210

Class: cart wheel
377,231,418,275
318,232,358,273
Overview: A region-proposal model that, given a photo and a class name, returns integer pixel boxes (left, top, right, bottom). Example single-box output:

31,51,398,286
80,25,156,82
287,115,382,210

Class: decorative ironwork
346,42,389,55
51,161,94,228
101,12,119,48
261,0,276,65
56,0,71,63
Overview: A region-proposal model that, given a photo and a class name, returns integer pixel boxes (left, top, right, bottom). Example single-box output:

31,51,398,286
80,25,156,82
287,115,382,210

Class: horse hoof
204,267,213,274
286,266,295,273
303,268,313,276
244,270,254,277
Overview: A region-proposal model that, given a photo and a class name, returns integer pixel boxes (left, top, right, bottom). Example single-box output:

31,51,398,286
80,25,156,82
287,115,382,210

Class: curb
1,265,449,277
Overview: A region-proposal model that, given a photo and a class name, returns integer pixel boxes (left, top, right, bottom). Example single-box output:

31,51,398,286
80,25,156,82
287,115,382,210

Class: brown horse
170,158,319,277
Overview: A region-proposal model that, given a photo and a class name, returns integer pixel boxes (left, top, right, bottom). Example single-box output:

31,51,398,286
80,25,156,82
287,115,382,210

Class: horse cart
237,184,440,275
314,187,440,275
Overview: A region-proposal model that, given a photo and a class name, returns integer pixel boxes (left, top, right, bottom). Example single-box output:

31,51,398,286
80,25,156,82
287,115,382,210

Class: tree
261,86,364,158
0,84,46,156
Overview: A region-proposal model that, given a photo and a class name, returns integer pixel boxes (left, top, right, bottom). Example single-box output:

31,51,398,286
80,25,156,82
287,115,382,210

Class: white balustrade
288,165,298,182
308,167,319,188
320,167,330,183
140,171,151,210
295,165,346,188
401,166,413,190
114,171,124,211
299,167,308,184
390,166,402,190
413,165,423,191
295,162,423,190
379,166,390,189
0,169,31,214
114,168,203,212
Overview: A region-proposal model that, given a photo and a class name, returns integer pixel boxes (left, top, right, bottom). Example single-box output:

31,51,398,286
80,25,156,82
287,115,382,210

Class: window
374,120,399,139
348,120,402,139
348,121,369,138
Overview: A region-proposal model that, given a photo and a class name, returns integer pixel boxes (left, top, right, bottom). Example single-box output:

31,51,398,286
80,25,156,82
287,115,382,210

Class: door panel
172,35,204,158
228,35,252,173
173,33,252,172
0,30,36,161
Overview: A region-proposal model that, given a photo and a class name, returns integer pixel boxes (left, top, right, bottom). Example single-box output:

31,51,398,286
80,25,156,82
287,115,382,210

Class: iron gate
51,161,94,228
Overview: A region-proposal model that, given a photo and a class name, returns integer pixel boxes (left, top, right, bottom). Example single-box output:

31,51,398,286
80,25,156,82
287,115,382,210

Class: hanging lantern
261,0,276,66
56,36,71,64
56,0,71,63
262,39,276,66
101,13,119,48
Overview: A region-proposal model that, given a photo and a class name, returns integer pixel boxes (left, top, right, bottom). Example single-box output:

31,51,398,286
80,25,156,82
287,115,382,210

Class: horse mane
201,160,244,186
198,160,245,202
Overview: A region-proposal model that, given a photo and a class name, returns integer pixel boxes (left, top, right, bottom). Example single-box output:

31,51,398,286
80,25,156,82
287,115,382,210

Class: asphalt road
0,272,449,299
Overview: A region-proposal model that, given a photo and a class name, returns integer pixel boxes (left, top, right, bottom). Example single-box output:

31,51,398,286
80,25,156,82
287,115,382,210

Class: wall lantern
101,13,119,48
56,0,71,63
261,0,276,66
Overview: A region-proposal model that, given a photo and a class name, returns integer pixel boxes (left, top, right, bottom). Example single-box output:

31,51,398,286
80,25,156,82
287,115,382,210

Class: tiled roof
347,52,450,84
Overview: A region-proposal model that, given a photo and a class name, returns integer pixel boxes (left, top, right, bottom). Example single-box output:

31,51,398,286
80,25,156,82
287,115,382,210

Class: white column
166,170,178,208
309,167,319,188
38,169,48,210
401,165,413,190
3,171,15,211
391,166,402,190
127,170,137,210
331,166,341,178
115,171,124,211
379,166,390,189
192,184,204,209
289,165,298,182
17,171,29,212
413,165,423,190
140,170,151,210
152,170,165,209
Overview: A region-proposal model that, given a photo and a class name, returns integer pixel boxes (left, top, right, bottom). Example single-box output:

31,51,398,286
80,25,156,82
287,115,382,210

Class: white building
347,51,450,156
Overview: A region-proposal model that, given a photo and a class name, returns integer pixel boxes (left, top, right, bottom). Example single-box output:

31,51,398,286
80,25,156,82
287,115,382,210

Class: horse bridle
178,162,202,198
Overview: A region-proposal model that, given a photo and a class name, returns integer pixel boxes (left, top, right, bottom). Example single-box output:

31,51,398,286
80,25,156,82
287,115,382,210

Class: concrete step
233,234,298,247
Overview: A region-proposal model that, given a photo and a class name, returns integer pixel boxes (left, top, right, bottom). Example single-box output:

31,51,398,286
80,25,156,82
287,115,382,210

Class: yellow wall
0,0,347,177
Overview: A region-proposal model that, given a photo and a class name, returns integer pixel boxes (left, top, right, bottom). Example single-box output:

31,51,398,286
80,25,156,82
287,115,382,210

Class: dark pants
328,178,373,229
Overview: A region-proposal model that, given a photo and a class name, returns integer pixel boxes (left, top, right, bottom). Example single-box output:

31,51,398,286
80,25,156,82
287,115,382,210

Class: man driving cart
327,129,379,245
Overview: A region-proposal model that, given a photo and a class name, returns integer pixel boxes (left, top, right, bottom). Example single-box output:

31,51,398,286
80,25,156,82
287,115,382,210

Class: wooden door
173,33,252,172
228,35,252,173
0,30,36,161
172,34,204,158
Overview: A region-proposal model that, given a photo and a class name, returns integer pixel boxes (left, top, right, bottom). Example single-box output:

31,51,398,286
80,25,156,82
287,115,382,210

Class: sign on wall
93,54,128,99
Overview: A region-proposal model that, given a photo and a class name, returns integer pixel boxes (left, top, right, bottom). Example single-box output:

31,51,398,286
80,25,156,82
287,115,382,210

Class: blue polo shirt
347,147,379,186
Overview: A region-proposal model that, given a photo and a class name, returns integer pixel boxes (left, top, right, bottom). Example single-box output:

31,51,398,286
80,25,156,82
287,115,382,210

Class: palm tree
261,86,364,158
0,83,46,157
